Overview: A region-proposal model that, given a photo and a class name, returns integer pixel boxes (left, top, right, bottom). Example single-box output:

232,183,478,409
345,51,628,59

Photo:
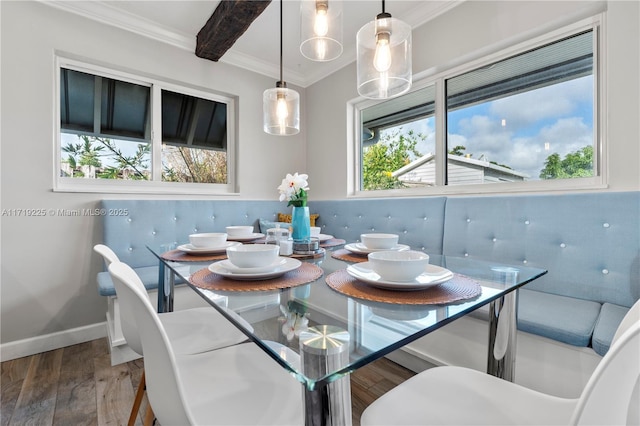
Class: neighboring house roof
392,153,529,186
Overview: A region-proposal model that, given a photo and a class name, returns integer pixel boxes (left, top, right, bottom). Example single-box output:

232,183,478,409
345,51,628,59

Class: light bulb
314,8,328,36
315,39,327,60
373,34,391,72
276,93,289,120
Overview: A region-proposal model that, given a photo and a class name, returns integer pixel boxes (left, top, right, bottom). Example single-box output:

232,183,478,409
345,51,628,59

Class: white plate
344,242,410,255
208,257,302,281
318,234,334,242
215,257,288,274
177,241,241,254
226,233,265,241
346,262,454,290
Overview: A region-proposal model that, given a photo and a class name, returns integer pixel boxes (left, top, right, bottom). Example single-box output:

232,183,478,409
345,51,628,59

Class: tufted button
525,220,530,225
423,216,428,220
245,214,249,218
421,246,426,250
358,215,362,219
128,247,133,251
387,215,392,219
602,269,609,274
523,260,528,264
194,228,198,232
466,218,471,223
403,230,408,234
464,253,469,257
211,215,215,220
173,217,177,221
371,227,375,231
152,231,156,235
603,223,610,228
127,218,132,222
344,225,349,229
492,238,497,242
560,243,566,248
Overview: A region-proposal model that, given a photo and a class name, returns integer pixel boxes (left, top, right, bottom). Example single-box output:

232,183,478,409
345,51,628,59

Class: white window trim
348,15,607,198
53,54,238,195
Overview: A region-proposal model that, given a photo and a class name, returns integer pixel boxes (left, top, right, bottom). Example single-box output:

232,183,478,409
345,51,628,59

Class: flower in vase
278,173,309,207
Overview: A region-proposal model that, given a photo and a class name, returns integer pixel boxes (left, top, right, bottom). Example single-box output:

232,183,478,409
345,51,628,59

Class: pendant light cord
279,0,283,84
381,0,385,14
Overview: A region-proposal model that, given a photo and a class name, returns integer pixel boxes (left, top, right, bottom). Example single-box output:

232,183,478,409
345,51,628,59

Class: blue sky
381,75,594,180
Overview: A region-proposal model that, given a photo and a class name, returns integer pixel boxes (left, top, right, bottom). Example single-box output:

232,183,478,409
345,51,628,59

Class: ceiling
44,0,461,88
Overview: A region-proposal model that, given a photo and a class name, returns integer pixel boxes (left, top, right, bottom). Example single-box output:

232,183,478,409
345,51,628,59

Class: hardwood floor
1,338,415,426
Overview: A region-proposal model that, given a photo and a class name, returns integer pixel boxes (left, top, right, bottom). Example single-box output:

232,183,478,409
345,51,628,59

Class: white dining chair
108,261,304,426
361,299,640,426
94,244,253,425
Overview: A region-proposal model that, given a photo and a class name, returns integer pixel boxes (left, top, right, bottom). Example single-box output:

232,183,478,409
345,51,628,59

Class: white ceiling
43,0,461,87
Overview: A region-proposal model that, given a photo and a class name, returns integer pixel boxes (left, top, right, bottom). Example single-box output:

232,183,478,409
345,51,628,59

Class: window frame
53,55,238,195
349,16,606,198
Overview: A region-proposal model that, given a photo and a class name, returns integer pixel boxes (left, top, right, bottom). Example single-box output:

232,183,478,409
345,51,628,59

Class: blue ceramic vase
291,205,311,240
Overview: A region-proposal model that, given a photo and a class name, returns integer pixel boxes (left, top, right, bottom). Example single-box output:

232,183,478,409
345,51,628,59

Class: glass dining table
148,242,547,426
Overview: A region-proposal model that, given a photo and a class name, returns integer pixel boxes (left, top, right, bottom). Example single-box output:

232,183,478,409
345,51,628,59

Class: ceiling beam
196,0,272,62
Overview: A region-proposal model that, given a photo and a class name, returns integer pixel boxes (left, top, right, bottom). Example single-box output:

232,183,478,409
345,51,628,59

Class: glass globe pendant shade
357,14,412,99
300,0,343,61
263,83,300,135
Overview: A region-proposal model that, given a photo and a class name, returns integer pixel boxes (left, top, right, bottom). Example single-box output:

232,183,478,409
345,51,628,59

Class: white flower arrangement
278,172,309,207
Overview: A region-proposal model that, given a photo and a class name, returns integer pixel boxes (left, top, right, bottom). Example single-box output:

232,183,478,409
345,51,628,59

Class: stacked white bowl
368,250,430,282
226,244,280,268
189,233,227,248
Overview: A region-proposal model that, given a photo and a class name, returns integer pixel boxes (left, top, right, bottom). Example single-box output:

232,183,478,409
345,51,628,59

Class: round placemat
331,248,368,263
161,249,227,262
325,269,481,305
190,262,323,292
320,238,346,248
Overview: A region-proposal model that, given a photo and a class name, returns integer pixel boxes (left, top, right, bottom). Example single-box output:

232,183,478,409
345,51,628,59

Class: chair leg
143,402,155,426
128,371,146,426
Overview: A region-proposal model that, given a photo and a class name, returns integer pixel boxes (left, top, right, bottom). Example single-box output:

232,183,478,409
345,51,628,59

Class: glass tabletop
148,244,547,390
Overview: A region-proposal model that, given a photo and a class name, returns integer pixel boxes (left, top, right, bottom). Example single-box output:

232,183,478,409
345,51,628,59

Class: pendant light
356,0,412,99
300,0,343,62
264,0,300,135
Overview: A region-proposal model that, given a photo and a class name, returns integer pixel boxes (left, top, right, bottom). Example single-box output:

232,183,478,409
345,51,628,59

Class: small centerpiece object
278,172,311,241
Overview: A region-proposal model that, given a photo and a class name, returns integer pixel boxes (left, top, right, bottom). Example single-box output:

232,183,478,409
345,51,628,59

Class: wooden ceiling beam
196,0,272,62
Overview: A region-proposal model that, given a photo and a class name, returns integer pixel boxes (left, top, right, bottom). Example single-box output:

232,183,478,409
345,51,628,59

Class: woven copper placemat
189,262,323,292
325,269,481,305
331,248,368,263
320,238,346,248
161,249,227,262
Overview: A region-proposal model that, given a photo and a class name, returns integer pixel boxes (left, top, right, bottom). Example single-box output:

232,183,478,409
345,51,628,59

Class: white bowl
361,233,399,250
368,250,430,282
225,225,254,237
310,226,321,237
226,244,280,268
189,233,227,248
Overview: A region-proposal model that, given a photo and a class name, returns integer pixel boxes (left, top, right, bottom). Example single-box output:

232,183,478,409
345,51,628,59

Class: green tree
62,135,150,179
449,145,467,156
162,146,227,183
540,145,593,179
362,128,424,190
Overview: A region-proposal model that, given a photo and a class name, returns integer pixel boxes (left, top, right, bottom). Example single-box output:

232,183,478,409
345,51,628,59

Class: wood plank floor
1,338,415,426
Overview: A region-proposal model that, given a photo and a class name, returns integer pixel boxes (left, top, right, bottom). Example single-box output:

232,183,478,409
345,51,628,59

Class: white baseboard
0,322,107,362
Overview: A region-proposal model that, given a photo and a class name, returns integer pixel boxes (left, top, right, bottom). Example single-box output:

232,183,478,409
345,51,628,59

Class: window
56,58,235,193
356,21,601,194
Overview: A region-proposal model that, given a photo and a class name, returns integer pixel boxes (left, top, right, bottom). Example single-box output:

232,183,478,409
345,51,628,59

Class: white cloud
489,76,593,130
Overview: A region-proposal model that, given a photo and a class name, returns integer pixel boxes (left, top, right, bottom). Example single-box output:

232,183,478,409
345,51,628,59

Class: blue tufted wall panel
311,197,447,255
101,199,283,268
442,192,640,308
